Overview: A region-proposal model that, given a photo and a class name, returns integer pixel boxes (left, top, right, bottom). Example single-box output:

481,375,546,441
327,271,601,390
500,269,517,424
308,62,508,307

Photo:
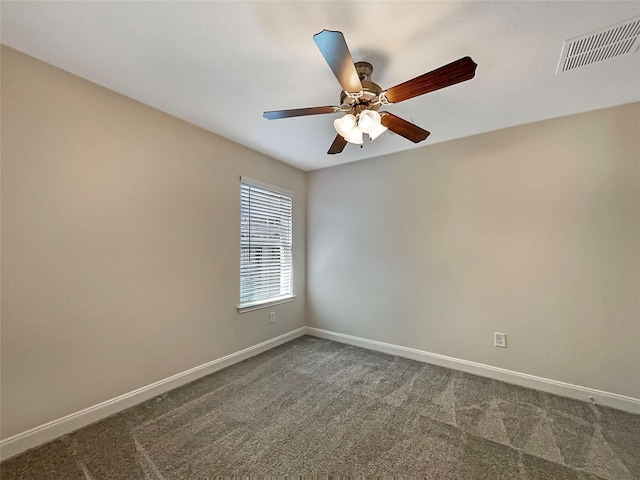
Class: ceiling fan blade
313,29,363,94
328,134,348,155
380,113,431,143
263,106,338,120
384,56,477,104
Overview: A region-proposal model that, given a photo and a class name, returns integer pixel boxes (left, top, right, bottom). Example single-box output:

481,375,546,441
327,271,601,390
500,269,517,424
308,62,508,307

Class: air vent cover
556,16,640,74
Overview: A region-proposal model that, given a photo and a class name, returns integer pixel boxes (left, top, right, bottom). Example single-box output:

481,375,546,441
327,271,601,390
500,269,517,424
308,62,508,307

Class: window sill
237,295,296,313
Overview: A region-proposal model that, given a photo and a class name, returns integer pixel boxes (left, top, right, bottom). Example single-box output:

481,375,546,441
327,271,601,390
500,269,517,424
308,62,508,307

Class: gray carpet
1,336,639,479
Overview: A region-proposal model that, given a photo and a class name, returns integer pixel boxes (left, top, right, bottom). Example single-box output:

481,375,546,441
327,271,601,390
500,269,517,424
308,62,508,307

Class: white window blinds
240,178,293,307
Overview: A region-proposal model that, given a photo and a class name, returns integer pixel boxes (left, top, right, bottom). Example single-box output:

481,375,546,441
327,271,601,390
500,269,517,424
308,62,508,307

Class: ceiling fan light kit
263,29,477,155
334,109,387,144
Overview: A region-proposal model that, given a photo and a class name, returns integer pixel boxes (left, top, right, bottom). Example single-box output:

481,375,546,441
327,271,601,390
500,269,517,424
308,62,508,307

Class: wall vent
556,16,640,74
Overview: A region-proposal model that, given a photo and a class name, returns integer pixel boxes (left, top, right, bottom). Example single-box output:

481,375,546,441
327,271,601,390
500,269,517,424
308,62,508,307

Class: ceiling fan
264,29,477,155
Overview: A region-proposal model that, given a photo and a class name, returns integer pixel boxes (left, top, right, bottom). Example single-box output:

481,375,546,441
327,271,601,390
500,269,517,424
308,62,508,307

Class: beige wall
0,46,306,439
308,103,640,399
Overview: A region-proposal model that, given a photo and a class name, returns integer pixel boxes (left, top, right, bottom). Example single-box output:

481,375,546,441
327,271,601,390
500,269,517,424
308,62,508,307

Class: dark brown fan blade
384,57,477,104
313,29,363,94
380,113,430,143
263,106,337,120
328,134,348,155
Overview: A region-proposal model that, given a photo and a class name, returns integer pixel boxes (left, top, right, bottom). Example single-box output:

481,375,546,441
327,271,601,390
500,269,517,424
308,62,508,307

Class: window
238,177,294,312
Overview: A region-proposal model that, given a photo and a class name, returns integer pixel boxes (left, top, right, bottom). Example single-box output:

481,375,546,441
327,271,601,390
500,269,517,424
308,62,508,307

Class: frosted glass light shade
368,122,388,141
345,126,364,144
358,110,381,134
334,114,356,138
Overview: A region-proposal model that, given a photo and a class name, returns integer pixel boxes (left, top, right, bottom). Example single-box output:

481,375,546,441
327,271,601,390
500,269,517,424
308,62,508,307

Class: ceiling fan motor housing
340,61,383,112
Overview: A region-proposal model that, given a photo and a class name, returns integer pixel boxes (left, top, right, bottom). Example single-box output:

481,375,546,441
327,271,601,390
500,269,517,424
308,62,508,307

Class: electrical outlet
269,312,276,324
494,332,507,348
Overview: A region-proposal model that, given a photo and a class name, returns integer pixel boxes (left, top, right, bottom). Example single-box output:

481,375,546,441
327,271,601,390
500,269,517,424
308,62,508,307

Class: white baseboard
0,327,307,461
3,326,638,462
305,327,640,415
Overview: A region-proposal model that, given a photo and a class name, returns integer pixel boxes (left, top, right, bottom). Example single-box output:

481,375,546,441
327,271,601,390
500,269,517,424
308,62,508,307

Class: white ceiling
2,1,639,171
